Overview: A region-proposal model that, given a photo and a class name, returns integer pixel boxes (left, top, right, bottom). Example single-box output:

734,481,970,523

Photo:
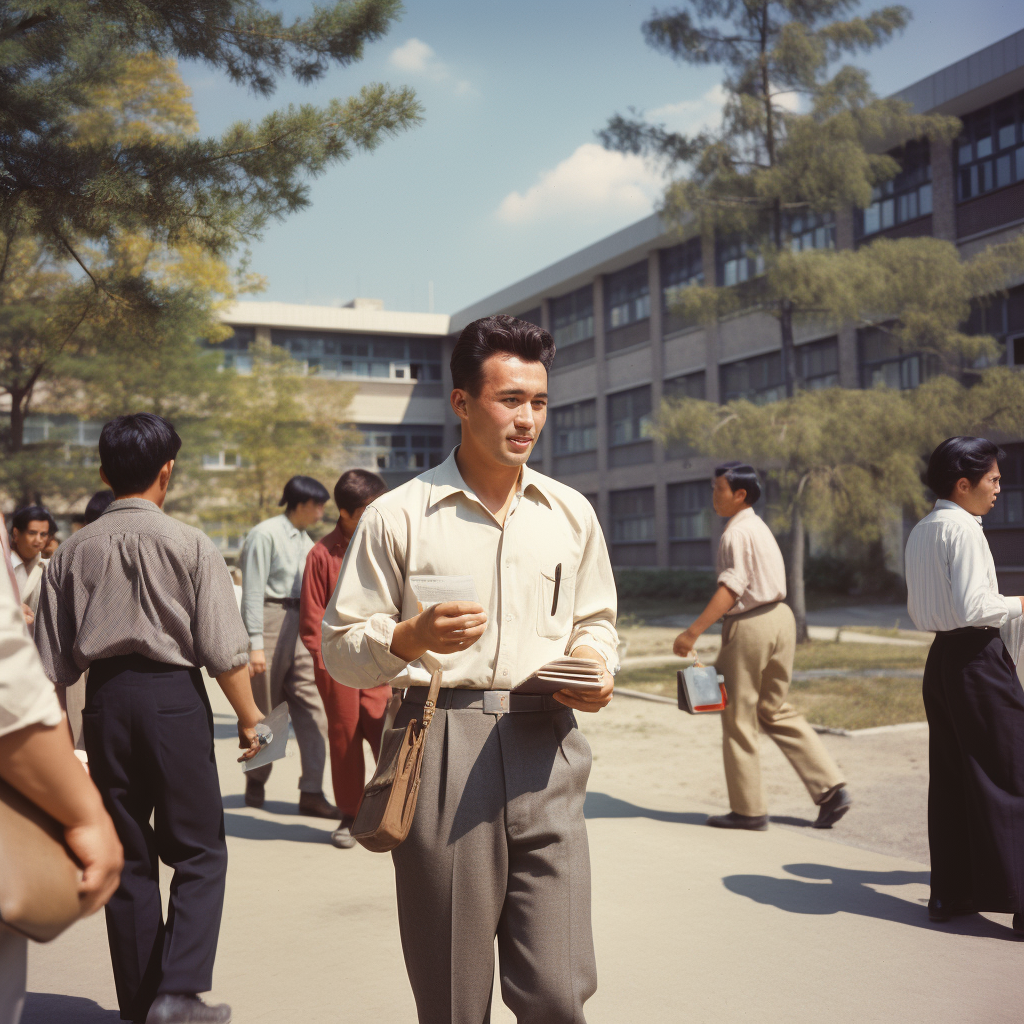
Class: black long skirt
923,626,1024,913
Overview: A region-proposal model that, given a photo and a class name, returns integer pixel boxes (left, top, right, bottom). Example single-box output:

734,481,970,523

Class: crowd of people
1,315,1023,1024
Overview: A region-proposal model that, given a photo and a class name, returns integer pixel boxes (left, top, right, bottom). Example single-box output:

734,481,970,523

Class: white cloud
647,84,728,136
496,143,664,226
388,38,472,94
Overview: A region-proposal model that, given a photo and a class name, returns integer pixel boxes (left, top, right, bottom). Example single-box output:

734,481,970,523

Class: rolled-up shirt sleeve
193,540,250,676
949,526,1023,629
717,529,751,600
322,507,410,689
566,509,619,672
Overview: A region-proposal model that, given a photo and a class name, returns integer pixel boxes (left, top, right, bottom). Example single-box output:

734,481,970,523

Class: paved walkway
26,684,1024,1023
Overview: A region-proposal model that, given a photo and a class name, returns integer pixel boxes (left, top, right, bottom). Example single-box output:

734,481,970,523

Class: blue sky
178,1,1023,315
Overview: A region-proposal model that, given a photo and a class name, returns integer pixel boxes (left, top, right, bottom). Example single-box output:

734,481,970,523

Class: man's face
959,461,1001,516
293,499,326,528
712,475,747,518
12,519,50,561
454,354,548,468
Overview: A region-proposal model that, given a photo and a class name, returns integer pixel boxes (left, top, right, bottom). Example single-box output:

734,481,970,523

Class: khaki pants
716,602,844,817
248,602,328,793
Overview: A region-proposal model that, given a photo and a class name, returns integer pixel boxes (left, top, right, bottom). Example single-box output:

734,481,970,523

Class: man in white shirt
905,436,1024,935
674,463,849,830
7,505,55,630
323,315,616,1024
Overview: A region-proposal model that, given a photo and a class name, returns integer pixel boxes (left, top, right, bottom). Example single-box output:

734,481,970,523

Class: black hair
279,475,329,511
714,462,762,506
926,436,1004,499
84,489,116,524
99,413,182,496
334,469,387,514
11,505,56,535
450,314,555,396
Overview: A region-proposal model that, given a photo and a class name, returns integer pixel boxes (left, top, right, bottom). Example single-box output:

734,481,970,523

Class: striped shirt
35,499,250,687
905,499,1022,649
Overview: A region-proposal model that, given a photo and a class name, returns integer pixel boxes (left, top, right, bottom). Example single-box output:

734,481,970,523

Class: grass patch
793,640,929,671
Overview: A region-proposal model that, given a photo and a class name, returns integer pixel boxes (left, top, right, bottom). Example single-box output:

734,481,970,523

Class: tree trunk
780,298,797,398
788,505,808,643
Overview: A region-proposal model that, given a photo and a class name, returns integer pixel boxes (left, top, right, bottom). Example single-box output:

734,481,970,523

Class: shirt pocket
536,566,576,640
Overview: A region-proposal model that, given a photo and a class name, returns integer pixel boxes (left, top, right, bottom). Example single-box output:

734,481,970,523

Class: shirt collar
725,506,756,530
277,513,302,538
427,447,552,513
105,498,163,515
934,498,983,525
10,550,25,570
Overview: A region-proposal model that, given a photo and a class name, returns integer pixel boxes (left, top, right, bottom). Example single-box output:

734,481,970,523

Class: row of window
957,89,1024,202
608,483,714,545
208,328,444,382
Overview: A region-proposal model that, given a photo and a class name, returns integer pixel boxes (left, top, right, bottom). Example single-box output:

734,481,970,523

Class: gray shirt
35,499,250,687
239,514,314,650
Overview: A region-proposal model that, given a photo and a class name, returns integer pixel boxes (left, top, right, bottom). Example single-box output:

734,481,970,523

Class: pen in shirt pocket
551,563,562,616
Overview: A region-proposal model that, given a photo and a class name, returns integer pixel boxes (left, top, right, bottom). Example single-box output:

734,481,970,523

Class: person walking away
905,436,1024,934
299,469,390,849
240,476,336,817
674,463,851,831
323,315,618,1024
0,521,123,1024
35,413,265,1024
8,505,56,633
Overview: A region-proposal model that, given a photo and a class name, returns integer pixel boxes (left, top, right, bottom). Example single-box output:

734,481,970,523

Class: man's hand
391,602,488,662
673,629,698,658
237,721,263,762
21,603,33,627
555,646,614,713
65,810,123,917
248,649,266,677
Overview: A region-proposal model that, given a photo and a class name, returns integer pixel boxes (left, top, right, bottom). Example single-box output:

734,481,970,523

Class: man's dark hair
99,414,182,496
926,436,1004,499
714,462,761,506
11,505,56,535
279,475,329,511
334,469,387,514
450,314,555,396
84,489,116,524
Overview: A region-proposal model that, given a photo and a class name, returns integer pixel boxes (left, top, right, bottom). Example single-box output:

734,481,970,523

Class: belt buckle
483,690,510,715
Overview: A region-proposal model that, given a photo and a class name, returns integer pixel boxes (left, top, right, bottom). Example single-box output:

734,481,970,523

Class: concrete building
446,28,1024,588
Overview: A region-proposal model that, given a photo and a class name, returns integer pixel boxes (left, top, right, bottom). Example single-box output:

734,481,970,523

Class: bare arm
0,723,122,915
215,664,264,761
674,584,738,657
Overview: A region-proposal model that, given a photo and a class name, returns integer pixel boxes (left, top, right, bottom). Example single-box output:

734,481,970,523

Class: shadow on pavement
223,811,331,844
769,815,816,827
221,793,303,815
723,863,1020,939
22,993,118,1022
584,792,707,825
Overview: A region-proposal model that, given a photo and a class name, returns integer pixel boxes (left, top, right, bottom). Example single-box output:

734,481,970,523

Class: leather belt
403,686,563,713
264,596,300,611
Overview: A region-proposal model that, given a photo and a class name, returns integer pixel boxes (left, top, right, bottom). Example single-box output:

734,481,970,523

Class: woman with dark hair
905,436,1024,934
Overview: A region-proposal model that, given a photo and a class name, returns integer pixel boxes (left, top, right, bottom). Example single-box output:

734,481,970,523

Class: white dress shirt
322,450,619,690
905,499,1022,654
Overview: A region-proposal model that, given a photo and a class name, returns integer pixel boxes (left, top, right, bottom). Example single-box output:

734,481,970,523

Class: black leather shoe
927,898,977,922
813,787,852,829
298,791,339,819
146,994,231,1023
1012,913,1024,936
706,811,769,831
244,779,264,809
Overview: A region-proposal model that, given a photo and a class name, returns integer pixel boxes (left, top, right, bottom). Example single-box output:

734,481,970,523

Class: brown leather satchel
0,776,83,942
351,669,442,853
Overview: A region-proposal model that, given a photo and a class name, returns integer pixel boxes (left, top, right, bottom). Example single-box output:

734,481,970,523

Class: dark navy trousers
84,656,227,1022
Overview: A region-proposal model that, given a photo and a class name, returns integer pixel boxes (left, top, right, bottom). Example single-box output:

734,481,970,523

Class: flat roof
450,29,1024,330
220,301,450,337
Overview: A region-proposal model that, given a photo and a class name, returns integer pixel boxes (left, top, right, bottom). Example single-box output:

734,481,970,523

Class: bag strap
421,669,443,729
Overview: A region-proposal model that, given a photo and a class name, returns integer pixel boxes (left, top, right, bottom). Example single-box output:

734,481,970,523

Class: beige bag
351,669,442,853
0,776,83,942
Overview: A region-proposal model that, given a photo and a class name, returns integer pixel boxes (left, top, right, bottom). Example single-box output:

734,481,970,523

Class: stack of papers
516,658,605,695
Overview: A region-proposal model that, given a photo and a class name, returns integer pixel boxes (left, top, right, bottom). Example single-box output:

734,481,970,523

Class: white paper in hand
242,702,290,773
409,575,479,612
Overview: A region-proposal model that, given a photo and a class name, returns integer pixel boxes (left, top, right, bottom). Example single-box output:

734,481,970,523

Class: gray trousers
391,699,597,1024
248,603,328,792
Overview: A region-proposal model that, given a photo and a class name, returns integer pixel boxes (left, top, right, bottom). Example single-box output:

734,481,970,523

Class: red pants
313,672,391,818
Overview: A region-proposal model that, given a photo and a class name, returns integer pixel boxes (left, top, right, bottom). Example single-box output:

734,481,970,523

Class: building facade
447,29,1024,589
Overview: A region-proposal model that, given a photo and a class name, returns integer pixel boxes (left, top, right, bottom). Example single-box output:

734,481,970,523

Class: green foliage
614,568,718,603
